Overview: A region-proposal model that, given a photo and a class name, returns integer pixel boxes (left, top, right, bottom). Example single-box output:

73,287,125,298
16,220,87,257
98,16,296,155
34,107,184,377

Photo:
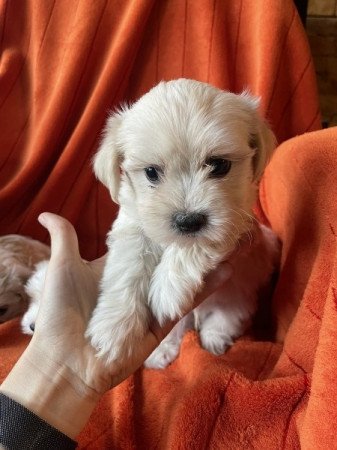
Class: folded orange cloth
1,0,330,448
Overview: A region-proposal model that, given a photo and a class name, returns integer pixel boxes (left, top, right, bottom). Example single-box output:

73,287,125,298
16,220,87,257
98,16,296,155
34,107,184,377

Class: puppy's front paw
199,329,233,355
86,303,148,366
21,302,38,335
144,340,180,369
149,277,191,326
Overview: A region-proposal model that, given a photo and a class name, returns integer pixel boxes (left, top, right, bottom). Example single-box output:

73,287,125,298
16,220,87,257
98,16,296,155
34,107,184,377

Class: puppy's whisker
236,208,257,225
226,208,255,245
220,221,240,248
235,208,258,246
229,208,254,226
222,218,241,237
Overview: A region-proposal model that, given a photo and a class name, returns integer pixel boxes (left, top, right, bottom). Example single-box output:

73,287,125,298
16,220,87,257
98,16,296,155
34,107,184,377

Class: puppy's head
94,79,275,249
0,235,49,323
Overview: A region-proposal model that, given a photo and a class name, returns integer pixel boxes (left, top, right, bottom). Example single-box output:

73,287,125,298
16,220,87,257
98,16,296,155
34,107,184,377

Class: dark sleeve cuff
0,392,76,449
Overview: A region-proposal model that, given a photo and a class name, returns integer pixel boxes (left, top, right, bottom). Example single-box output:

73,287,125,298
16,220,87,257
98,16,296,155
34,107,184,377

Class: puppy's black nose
29,323,35,332
172,212,208,233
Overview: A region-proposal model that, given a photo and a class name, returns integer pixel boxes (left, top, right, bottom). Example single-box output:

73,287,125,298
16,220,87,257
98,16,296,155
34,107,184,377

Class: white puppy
86,78,278,369
0,235,50,324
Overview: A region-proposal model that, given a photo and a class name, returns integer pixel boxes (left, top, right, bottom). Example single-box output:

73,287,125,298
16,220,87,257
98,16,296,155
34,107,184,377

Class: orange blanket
1,0,332,448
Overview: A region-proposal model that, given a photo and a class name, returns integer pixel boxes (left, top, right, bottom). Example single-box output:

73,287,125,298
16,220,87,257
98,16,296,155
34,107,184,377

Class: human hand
1,213,232,438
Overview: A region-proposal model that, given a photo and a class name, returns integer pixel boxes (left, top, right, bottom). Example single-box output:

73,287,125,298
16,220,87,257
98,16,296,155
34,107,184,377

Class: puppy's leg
87,226,160,366
149,244,220,325
195,290,249,355
195,226,278,355
144,313,193,369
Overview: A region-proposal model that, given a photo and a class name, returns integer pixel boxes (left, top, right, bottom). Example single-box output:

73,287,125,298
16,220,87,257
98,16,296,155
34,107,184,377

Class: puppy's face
94,79,275,249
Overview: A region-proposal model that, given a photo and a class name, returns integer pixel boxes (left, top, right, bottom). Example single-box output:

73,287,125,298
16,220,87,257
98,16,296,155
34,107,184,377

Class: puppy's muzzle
172,212,208,234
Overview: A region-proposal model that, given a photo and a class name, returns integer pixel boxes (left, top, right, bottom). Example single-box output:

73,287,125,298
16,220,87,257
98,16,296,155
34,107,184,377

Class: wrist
0,341,101,439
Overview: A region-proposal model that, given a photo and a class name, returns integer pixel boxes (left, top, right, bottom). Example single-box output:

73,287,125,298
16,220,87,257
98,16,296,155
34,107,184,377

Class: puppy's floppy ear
240,92,277,182
10,262,32,281
249,120,277,182
93,112,124,204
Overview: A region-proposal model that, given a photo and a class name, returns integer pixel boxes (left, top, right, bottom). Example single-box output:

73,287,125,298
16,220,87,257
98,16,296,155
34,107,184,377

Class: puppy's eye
205,158,232,178
145,167,160,183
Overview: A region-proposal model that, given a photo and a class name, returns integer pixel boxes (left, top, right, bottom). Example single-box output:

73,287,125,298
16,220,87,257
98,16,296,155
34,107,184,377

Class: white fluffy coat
85,79,278,368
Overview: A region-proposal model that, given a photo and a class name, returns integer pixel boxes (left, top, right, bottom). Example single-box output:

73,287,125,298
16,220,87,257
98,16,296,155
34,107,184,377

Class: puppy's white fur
86,79,278,368
0,235,50,323
21,260,48,335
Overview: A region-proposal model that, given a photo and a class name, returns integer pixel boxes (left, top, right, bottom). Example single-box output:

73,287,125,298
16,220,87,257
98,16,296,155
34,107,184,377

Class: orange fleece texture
0,1,332,448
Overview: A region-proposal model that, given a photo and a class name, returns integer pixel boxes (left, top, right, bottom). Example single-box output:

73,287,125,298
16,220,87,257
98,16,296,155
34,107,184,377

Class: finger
38,212,80,261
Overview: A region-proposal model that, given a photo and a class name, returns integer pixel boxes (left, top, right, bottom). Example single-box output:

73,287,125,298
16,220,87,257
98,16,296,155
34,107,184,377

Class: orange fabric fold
1,1,333,449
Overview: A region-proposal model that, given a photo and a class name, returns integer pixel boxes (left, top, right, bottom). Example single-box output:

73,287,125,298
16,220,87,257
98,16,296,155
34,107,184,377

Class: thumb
38,213,80,261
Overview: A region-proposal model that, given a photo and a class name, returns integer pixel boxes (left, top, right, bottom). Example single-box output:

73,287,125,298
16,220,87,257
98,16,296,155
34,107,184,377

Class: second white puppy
86,78,278,368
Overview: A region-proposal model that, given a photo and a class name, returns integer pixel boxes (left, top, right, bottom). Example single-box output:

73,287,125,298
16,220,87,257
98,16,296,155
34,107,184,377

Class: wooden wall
307,0,337,126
